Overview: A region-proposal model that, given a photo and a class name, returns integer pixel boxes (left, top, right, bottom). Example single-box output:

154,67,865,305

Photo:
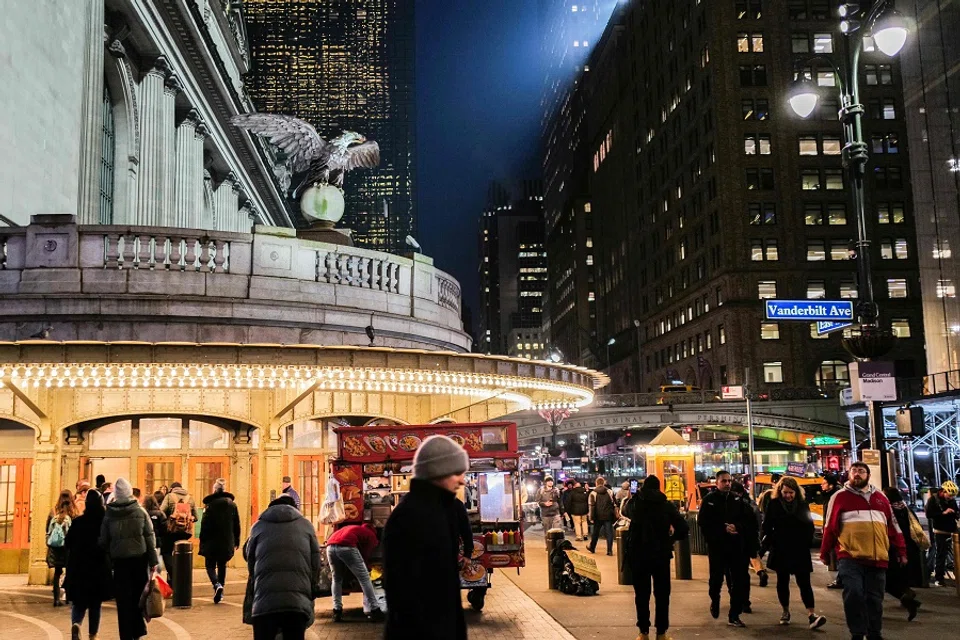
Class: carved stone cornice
148,55,170,77
164,73,183,95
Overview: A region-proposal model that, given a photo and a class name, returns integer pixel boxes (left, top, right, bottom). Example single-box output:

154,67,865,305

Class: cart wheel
467,588,486,611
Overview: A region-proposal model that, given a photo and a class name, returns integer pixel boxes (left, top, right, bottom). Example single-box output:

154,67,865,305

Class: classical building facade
0,0,606,581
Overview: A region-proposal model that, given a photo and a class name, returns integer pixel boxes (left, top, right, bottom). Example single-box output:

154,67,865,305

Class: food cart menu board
335,422,518,462
331,462,364,524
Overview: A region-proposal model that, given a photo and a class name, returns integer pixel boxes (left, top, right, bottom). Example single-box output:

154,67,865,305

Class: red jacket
820,484,906,568
327,524,379,561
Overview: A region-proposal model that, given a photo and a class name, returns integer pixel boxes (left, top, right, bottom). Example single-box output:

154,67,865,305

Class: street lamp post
788,0,908,487
633,319,644,392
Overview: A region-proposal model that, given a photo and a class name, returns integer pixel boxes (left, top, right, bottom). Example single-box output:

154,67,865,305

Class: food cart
331,422,525,611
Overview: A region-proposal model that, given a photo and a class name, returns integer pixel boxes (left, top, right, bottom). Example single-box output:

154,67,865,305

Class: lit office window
763,362,784,383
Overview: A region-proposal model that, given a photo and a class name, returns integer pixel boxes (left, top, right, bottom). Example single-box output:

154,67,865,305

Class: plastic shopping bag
156,575,174,600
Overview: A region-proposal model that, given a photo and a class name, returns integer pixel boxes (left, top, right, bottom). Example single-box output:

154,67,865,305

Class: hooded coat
245,498,320,627
761,497,814,574
64,491,113,606
625,484,689,564
99,497,159,565
566,485,589,516
160,486,198,520
199,490,241,562
383,478,467,640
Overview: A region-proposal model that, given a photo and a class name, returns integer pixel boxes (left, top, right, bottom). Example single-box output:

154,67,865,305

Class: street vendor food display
332,422,525,611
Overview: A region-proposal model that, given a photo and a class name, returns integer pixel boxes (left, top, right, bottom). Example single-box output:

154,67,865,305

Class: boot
71,623,81,640
634,634,649,640
656,635,673,640
758,569,769,587
332,608,343,623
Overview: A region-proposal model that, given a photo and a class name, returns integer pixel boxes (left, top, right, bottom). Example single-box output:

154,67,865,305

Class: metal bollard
674,537,692,580
954,534,960,599
616,526,633,585
172,540,193,608
545,528,565,590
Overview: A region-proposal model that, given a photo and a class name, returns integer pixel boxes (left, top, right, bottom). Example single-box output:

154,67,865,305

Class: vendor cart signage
565,550,601,583
335,422,518,462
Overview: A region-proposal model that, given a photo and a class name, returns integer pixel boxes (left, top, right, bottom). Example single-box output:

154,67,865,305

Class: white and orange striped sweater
819,484,906,568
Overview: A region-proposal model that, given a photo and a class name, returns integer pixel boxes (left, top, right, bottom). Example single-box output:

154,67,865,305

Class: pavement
0,528,957,639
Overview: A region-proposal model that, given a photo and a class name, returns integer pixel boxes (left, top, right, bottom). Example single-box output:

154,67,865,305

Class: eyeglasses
849,468,869,475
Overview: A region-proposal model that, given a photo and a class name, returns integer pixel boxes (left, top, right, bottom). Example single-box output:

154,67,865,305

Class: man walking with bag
199,478,241,604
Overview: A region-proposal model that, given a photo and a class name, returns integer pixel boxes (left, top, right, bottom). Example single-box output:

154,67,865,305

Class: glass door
294,456,324,531
190,457,230,549
138,457,181,496
0,459,32,550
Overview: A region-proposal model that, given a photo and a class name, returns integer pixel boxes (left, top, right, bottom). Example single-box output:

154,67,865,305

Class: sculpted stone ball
300,183,345,228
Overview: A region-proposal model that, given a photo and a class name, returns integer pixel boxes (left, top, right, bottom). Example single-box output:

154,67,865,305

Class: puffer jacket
160,487,198,520
566,486,589,516
536,485,563,518
199,491,241,562
245,499,320,626
99,498,158,565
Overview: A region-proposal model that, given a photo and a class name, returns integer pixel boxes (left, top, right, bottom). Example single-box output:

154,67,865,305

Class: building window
936,279,956,298
822,136,842,155
877,202,905,224
805,204,823,226
761,323,780,340
868,98,897,120
865,63,894,86
891,319,911,338
741,98,770,120
824,169,844,190
719,324,727,344
830,240,851,261
140,418,183,449
817,70,836,86
874,166,903,188
801,169,821,190
763,361,784,383
744,133,772,155
827,203,847,225
887,278,908,298
807,280,826,299
739,64,767,86
748,202,777,225
751,239,778,261
737,32,764,52
89,420,133,450
758,280,777,299
99,85,115,225
933,240,952,259
807,240,826,261
788,0,807,19
791,33,810,53
813,33,834,53
735,0,762,19
840,280,858,299
871,133,899,154
746,168,774,190
810,324,830,339
798,136,819,155
816,360,850,388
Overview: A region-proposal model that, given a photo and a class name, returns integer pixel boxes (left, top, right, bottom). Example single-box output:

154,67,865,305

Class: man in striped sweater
820,462,906,640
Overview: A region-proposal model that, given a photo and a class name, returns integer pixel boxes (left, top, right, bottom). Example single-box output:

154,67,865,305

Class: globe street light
787,0,908,486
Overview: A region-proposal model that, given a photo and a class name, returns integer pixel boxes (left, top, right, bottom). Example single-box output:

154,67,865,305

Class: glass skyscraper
244,0,416,254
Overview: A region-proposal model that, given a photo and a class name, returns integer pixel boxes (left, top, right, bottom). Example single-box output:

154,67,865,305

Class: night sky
415,0,544,330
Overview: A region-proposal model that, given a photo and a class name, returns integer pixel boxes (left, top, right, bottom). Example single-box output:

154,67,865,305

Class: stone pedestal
296,226,355,247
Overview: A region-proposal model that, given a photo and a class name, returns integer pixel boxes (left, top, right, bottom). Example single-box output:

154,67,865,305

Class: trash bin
545,528,565,590
686,513,707,555
674,537,692,580
616,526,633,585
172,540,193,608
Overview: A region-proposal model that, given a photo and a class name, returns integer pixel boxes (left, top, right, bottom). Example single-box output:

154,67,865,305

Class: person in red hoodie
819,462,906,640
327,523,383,623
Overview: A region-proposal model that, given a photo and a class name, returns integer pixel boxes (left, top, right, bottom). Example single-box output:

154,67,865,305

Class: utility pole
745,367,756,500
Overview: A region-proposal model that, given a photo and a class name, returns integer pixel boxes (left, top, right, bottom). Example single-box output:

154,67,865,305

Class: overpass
507,390,852,447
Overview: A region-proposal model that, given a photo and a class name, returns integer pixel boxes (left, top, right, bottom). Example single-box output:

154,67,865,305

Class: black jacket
245,501,320,626
925,494,959,533
99,498,159,565
199,491,241,562
761,498,814,574
383,479,466,640
888,504,925,588
697,488,758,557
566,486,589,516
625,488,689,564
589,486,617,522
64,507,113,605
147,508,171,555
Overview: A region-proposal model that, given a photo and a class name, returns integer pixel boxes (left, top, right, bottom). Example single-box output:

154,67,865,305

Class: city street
2,528,957,640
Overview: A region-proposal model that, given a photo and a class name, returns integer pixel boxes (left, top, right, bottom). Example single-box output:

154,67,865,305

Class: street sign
849,361,897,402
764,300,854,322
839,387,855,406
786,461,807,477
816,320,853,335
721,385,744,400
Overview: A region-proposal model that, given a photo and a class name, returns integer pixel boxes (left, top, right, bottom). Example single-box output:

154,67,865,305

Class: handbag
318,477,346,525
140,575,165,621
908,511,930,551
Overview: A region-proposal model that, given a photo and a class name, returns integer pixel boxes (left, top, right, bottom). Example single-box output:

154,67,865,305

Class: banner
565,550,601,583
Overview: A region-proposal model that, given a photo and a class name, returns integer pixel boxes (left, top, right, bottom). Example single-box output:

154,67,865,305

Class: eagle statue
231,113,380,197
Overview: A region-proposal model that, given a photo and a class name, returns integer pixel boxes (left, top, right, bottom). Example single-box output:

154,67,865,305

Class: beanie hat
642,475,661,492
543,475,555,484
114,477,133,502
413,435,470,480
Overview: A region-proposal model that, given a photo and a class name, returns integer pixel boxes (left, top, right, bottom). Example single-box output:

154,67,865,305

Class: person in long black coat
761,477,826,629
383,435,470,640
199,481,241,604
64,490,112,639
882,487,922,621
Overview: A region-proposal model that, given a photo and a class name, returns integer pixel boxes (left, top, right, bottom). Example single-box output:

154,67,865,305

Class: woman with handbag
882,487,923,620
64,489,113,640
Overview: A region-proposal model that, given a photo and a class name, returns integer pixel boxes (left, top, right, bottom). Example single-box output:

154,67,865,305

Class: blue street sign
816,320,853,335
764,299,854,322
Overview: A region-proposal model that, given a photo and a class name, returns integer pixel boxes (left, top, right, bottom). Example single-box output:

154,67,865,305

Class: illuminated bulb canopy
787,77,820,119
871,11,908,56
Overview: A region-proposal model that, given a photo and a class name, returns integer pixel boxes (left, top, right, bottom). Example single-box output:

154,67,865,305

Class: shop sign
849,362,897,402
565,550,601,583
764,300,854,322
805,436,843,447
721,385,744,400
861,449,882,482
785,461,807,477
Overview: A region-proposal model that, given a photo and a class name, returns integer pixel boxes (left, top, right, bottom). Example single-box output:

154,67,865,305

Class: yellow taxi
754,473,828,540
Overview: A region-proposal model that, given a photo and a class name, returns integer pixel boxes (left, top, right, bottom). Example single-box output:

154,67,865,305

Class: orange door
293,456,324,530
138,457,182,496
189,457,231,552
0,459,32,550
250,455,260,524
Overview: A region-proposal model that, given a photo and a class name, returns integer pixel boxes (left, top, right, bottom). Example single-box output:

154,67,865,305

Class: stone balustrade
0,216,470,351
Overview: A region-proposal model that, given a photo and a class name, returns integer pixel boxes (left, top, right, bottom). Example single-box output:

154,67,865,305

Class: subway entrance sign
764,300,854,322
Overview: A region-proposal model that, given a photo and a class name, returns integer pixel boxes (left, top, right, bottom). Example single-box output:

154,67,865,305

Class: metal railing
592,387,837,408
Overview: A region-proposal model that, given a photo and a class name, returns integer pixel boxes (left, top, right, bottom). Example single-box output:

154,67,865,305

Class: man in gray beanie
383,434,470,639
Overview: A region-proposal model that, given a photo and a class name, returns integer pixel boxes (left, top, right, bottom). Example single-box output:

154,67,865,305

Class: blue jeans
838,558,886,638
71,601,102,635
590,520,615,553
327,545,379,613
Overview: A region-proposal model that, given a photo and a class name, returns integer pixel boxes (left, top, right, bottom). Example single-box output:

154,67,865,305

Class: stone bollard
674,537,692,580
616,526,633,585
545,528,565,590
172,540,193,608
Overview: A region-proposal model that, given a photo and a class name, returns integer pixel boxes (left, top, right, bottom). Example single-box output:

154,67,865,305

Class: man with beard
820,462,906,640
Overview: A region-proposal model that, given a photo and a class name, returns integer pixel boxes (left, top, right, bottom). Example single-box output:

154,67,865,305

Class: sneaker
332,608,343,623
779,612,791,626
758,570,769,587
586,546,595,554
905,599,920,621
728,617,747,628
213,583,224,604
742,602,753,614
808,614,826,629
71,623,81,640
826,580,842,589
710,600,720,619
932,580,944,587
367,608,385,623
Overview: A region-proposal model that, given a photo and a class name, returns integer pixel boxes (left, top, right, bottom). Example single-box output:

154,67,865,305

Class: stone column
159,74,181,227
135,57,169,226
174,110,205,228
77,0,106,224
28,444,60,585
262,437,284,519
231,441,252,563
214,173,241,232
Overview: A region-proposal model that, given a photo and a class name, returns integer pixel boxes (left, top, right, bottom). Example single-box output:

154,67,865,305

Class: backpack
168,496,193,534
47,517,69,548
